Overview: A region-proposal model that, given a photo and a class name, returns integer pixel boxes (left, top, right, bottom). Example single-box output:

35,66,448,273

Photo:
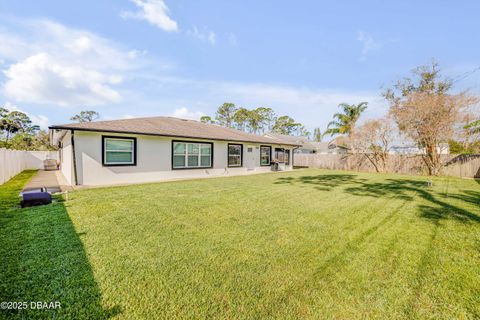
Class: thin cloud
186,26,216,45
357,31,383,60
171,107,205,120
121,0,178,32
228,32,238,47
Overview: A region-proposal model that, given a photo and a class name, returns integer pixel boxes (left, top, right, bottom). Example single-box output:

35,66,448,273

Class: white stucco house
49,117,299,187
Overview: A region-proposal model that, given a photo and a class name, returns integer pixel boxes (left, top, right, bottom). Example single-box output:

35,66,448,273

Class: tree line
199,103,315,137
0,109,101,150
0,107,51,151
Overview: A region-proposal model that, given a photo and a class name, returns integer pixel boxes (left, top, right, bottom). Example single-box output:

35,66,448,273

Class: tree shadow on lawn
276,174,480,224
0,179,120,319
275,173,480,317
345,178,480,224
275,174,361,191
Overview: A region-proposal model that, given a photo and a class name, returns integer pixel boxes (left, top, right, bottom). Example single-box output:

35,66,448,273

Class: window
285,149,290,165
274,148,285,163
172,141,212,169
228,144,242,167
103,136,136,166
260,146,271,166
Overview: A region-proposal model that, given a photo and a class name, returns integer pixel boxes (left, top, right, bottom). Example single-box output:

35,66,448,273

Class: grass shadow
344,179,424,201
276,173,480,224
0,172,120,319
275,174,359,191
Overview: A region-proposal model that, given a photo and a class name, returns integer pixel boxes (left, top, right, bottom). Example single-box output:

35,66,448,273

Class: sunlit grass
1,169,479,319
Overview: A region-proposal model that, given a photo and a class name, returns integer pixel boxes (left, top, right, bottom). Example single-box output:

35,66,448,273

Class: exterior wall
60,131,74,185
72,131,293,186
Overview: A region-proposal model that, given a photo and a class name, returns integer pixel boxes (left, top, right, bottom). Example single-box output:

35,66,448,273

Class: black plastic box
20,190,52,208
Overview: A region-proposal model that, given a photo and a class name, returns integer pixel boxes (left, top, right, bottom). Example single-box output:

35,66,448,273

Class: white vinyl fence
0,148,59,185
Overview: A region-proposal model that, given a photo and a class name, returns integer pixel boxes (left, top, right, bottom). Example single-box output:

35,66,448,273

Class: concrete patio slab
21,170,72,194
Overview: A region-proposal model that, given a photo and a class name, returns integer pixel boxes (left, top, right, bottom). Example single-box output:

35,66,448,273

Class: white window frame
173,141,212,169
103,137,135,166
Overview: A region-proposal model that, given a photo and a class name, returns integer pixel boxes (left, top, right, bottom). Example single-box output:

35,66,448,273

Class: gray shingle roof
50,116,300,145
264,133,310,145
264,133,349,150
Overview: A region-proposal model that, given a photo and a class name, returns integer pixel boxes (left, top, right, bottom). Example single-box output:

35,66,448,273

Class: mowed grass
0,169,479,319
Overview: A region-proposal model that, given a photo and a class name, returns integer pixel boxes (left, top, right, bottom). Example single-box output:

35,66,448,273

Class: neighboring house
303,141,349,154
389,143,450,155
49,117,299,186
264,133,348,154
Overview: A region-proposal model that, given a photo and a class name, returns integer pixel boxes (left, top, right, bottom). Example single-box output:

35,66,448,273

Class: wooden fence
0,148,59,185
294,153,480,178
442,154,480,178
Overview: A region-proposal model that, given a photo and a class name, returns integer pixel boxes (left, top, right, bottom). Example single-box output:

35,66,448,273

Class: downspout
71,130,78,186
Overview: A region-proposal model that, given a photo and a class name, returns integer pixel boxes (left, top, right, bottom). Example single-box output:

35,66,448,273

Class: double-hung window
260,146,271,166
228,144,242,167
103,136,136,166
173,141,212,169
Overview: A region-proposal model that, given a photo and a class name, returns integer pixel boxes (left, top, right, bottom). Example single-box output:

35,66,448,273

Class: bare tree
391,92,477,175
384,61,478,175
351,118,394,172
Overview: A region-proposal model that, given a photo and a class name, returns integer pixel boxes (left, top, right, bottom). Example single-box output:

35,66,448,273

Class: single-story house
49,117,300,186
264,133,349,154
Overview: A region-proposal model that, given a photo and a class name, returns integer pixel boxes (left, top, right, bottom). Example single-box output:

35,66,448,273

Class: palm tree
324,102,368,137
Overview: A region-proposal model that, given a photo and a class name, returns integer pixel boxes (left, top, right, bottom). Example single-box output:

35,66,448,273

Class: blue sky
0,0,479,132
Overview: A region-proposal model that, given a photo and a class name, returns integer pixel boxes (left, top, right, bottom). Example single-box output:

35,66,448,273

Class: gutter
48,126,301,147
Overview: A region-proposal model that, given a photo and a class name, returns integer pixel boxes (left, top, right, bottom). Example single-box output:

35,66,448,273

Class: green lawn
0,169,479,319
